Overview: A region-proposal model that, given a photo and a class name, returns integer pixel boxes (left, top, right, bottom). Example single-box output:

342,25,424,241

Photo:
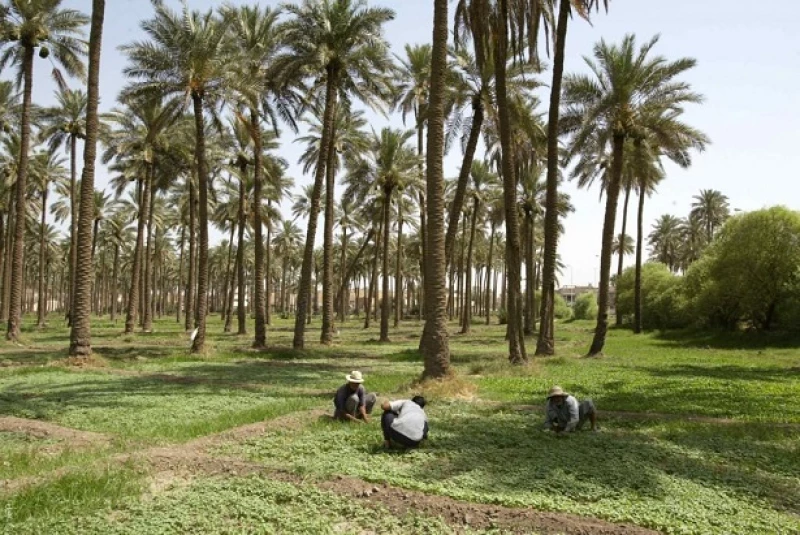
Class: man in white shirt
380,396,429,449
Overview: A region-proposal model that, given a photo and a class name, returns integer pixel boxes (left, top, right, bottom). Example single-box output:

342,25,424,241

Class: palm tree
224,3,298,349
395,43,431,306
68,0,104,354
0,0,87,342
280,0,395,349
460,161,497,333
30,149,66,327
38,87,87,323
122,4,235,352
420,0,451,378
648,215,683,272
297,101,369,342
343,128,418,342
561,34,708,355
272,220,302,316
612,234,634,258
537,0,607,356
104,96,182,334
691,189,729,243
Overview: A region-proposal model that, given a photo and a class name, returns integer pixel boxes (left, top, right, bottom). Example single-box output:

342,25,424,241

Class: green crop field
1,316,798,534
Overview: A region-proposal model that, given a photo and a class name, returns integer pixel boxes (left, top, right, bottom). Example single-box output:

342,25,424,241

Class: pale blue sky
23,0,800,287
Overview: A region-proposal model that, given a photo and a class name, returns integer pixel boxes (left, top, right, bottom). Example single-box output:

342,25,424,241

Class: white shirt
390,400,427,441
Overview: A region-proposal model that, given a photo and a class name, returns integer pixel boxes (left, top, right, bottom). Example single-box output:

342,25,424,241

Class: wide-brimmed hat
547,386,568,398
346,370,364,384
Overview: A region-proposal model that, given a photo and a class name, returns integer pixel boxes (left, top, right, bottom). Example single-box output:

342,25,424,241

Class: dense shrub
573,292,598,320
686,206,800,330
616,262,690,330
554,293,572,320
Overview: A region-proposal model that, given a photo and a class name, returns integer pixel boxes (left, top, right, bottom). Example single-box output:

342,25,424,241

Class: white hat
346,370,364,384
547,386,568,398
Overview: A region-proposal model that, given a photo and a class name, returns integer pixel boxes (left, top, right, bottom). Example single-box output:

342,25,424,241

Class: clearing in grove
0,317,798,534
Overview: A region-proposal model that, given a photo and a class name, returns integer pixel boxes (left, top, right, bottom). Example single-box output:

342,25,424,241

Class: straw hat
547,386,568,398
346,370,364,384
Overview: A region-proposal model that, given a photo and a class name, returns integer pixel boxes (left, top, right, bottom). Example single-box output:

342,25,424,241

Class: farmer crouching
543,386,598,433
333,370,377,423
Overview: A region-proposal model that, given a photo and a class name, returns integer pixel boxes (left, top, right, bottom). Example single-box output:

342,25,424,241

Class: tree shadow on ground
409,407,800,517
641,364,798,383
652,329,800,350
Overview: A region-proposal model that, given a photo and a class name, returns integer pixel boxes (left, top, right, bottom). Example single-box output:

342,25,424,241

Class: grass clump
0,464,143,527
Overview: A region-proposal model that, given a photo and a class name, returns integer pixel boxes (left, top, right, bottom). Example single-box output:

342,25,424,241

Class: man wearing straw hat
543,386,598,433
333,370,377,423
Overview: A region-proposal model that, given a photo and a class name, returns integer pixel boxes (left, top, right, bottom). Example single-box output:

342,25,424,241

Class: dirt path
0,416,110,446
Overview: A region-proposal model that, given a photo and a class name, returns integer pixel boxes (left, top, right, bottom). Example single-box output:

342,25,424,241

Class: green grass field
1,315,798,534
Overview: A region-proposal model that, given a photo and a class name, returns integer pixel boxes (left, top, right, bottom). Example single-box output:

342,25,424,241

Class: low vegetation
1,316,798,534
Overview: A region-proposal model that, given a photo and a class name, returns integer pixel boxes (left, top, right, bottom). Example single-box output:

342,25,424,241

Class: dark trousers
381,411,427,448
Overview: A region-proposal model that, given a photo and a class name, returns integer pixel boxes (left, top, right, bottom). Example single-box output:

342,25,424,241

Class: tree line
0,0,710,377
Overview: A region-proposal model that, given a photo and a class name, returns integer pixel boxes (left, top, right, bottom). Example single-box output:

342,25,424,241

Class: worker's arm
359,404,370,423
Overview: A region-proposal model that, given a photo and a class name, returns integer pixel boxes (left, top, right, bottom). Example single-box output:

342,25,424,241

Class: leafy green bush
572,292,598,320
686,206,800,330
616,262,690,329
497,307,507,325
554,293,572,320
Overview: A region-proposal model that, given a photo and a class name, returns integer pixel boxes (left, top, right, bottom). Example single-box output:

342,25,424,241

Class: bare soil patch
319,475,659,535
0,417,110,447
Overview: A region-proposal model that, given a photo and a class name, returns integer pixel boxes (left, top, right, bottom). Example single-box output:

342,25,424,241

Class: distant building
557,284,615,313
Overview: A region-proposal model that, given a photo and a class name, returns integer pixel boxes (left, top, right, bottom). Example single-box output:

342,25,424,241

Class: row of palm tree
0,0,712,375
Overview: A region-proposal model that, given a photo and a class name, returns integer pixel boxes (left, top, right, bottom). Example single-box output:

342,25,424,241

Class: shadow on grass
642,364,797,383
653,328,800,350
411,408,799,516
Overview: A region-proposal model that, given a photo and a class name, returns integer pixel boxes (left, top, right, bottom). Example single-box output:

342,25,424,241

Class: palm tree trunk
380,188,392,342
416,119,426,320
143,172,155,332
221,224,234,320
461,197,478,334
536,0,571,356
364,221,381,329
615,181,632,326
524,213,534,335
176,226,184,323
321,120,337,344
495,0,526,364
280,255,288,314
190,92,210,353
6,46,35,341
111,242,119,322
420,0,451,378
444,100,483,264
634,185,645,334
0,210,7,323
67,134,77,326
236,173,246,335
394,203,403,327
265,206,272,325
294,67,338,349
224,248,236,333
588,134,625,356
338,223,348,321
485,222,495,324
125,170,150,334
37,187,48,327
251,110,267,349
68,0,104,354
185,178,196,331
